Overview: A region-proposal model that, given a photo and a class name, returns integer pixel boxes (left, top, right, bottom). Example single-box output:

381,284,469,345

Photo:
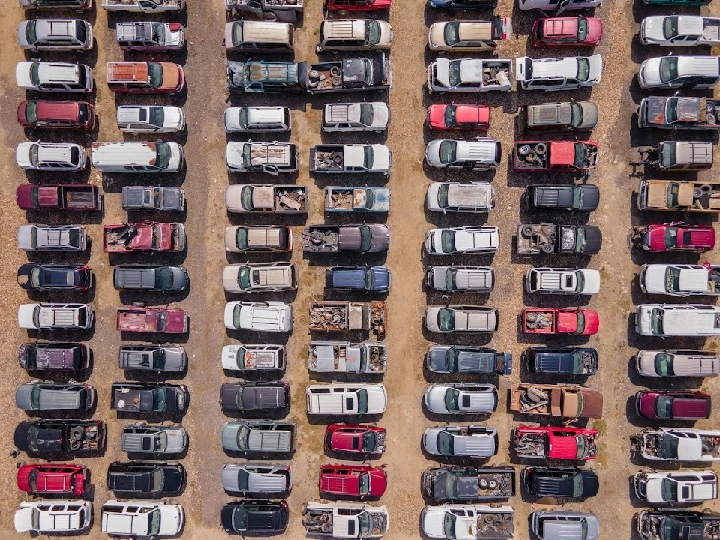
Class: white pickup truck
306,383,387,415
302,502,388,539
308,341,387,373
641,16,720,46
640,264,720,296
638,428,720,462
101,0,184,11
634,470,718,504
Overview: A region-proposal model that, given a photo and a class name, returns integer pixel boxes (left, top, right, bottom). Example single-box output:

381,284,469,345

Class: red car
324,424,387,455
17,464,86,496
326,0,392,11
522,308,599,336
427,104,490,131
17,185,102,212
636,390,711,421
531,17,603,47
514,425,598,461
637,223,715,253
17,100,95,130
319,464,387,497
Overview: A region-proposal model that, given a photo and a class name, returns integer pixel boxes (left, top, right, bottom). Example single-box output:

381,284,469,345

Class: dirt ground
2,0,720,538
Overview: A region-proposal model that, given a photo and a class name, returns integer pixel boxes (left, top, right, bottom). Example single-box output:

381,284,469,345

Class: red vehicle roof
327,0,392,10
638,391,711,420
427,104,490,130
516,425,598,460
533,17,603,46
36,101,81,122
548,141,577,167
17,464,85,496
319,464,387,496
325,424,385,453
541,17,580,39
646,224,715,252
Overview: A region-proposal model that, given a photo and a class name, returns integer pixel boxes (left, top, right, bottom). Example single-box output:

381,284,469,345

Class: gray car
120,423,188,455
221,463,293,496
530,510,599,540
121,186,185,211
113,265,189,291
221,421,296,455
18,19,93,51
422,425,498,459
118,345,187,372
424,384,498,415
220,382,290,414
15,382,95,412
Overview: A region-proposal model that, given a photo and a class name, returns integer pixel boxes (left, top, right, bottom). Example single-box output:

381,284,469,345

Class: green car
643,0,710,5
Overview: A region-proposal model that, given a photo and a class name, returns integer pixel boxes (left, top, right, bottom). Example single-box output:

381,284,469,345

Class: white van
636,349,720,377
636,304,720,337
101,500,183,537
91,141,184,172
224,20,293,51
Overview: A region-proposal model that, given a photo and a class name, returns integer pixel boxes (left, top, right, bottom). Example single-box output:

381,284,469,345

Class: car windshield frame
437,184,450,209
661,478,678,501
356,389,369,414
362,431,377,452
437,431,454,455
444,512,457,539
359,104,374,126
155,143,171,170
148,62,164,88
439,140,457,164
448,60,462,87
438,308,456,331
155,267,174,290
660,432,680,459
577,17,588,40
444,388,460,411
25,101,38,124
444,22,460,46
366,20,381,45
659,57,679,84
655,395,675,419
440,230,456,253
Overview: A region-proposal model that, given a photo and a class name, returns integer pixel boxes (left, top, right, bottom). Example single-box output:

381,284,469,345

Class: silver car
221,463,293,495
424,384,498,414
118,345,187,372
16,382,95,412
120,423,188,455
117,106,185,133
18,19,93,50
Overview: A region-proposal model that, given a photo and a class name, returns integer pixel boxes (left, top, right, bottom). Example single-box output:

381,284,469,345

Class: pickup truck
227,61,307,93
637,180,720,213
422,467,516,502
221,344,286,373
306,55,391,93
14,420,105,456
16,185,102,212
225,0,303,23
510,384,603,419
629,223,715,253
634,470,717,504
514,140,598,172
638,96,720,130
110,382,188,414
221,421,296,454
636,141,713,171
225,185,307,213
641,16,720,46
516,223,602,255
19,342,91,371
640,264,720,296
310,144,392,175
121,186,185,212
428,58,512,92
309,301,386,338
637,510,720,540
116,307,188,334
636,428,720,461
302,502,388,539
426,346,511,374
308,341,387,373
513,425,598,461
226,142,299,174
422,505,514,539
427,182,494,213
519,101,599,132
104,222,186,253
303,224,390,254
525,347,598,375
324,187,390,213
523,307,599,335
102,0,185,10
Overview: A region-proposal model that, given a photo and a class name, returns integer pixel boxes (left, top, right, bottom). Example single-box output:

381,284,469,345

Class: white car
222,262,297,293
428,19,510,52
322,102,389,132
224,301,293,332
427,58,513,93
422,505,513,539
427,182,494,213
15,500,92,534
306,383,387,415
18,303,94,330
425,139,501,170
518,0,602,11
224,106,290,133
422,426,498,459
525,267,601,295
640,16,720,46
635,304,720,337
16,142,87,171
424,383,498,414
634,471,717,504
425,226,499,255
640,264,720,296
102,500,183,537
636,349,720,377
425,266,494,292
425,305,498,333
116,106,185,133
516,55,602,91
638,56,720,89
16,62,93,93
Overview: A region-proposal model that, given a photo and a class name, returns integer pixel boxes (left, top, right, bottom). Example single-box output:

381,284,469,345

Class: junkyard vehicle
16,184,101,212
92,142,184,173
319,464,387,497
427,58,512,92
629,223,715,253
636,141,713,171
323,102,389,132
635,470,717,504
225,0,303,22
325,266,391,293
226,142,299,174
310,144,392,174
422,504,514,539
428,18,510,52
114,265,188,291
427,104,490,130
641,16,720,46
116,22,185,50
327,0,391,10
636,428,720,461
513,140,598,172
636,304,720,337
636,349,719,377
107,62,184,94
526,184,600,211
516,223,602,255
107,462,185,496
510,384,603,418
221,421,296,454
14,501,92,534
531,17,602,47
17,264,92,291
307,55,391,93
111,382,188,414
14,419,106,456
325,187,390,213
18,19,92,50
302,502,389,538
425,383,498,414
101,0,185,10
425,266,494,292
222,500,288,534
18,303,94,331
425,226,499,255
513,425,598,461
116,307,188,334
522,467,599,499
423,425,498,458
309,341,387,373
525,347,598,375
224,301,293,332
426,346,511,374
636,390,711,420
640,264,720,296
17,463,87,496
522,307,599,335
21,0,92,7
426,139,500,171
224,225,292,253
101,500,184,537
223,262,296,294
119,345,187,372
427,182,494,213
519,0,601,9
638,56,720,89
224,106,290,133
325,424,387,456
224,20,292,52
220,381,290,415
16,142,87,172
426,305,499,333
526,267,601,295
529,510,599,540
16,382,95,413
637,180,720,213
16,62,93,93
116,106,185,133
422,467,515,502
18,100,94,130
104,222,186,253
227,61,307,93
222,463,292,496
221,344,286,373
306,383,387,415
19,342,90,372
428,0,497,8
519,100,598,132
304,224,390,254
637,510,720,540
516,55,602,90
317,19,393,52
225,184,307,213
639,96,720,130
120,423,188,455
642,0,710,4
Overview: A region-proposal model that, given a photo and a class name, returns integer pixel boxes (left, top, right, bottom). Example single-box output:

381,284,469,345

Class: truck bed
515,142,549,170
523,310,556,333
309,301,386,337
111,386,145,411
516,223,557,254
62,187,100,210
117,310,154,332
311,146,345,172
477,510,514,539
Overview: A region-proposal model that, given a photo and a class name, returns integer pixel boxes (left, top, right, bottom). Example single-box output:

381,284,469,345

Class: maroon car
19,342,91,371
17,464,87,496
326,0,392,11
17,100,95,130
427,104,490,131
17,185,102,212
324,424,387,456
531,17,603,47
634,223,715,253
319,464,387,497
636,390,711,420
117,307,188,334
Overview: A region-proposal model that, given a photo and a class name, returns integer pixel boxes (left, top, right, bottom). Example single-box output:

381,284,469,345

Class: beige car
317,19,393,52
428,18,510,52
223,262,297,293
224,225,293,253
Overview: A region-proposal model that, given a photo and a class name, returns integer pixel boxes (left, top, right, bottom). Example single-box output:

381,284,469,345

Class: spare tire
541,243,555,254
535,143,547,154
518,145,532,156
69,439,82,450
70,426,85,441
521,225,535,237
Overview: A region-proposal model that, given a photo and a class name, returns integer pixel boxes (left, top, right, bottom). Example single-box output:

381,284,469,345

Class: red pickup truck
514,425,599,461
630,223,715,253
104,222,186,253
522,307,599,336
116,307,188,334
319,464,387,497
514,140,598,172
326,0,391,11
16,464,86,496
16,184,102,211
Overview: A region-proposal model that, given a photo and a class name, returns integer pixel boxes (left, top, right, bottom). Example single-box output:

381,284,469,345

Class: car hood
369,145,391,172
367,224,390,252
425,387,452,413
158,505,183,535
425,140,442,165
641,476,665,502
14,508,34,533
16,143,33,168
432,58,452,87
162,107,184,129
642,265,670,294
641,17,667,42
587,54,603,83
221,422,242,451
578,269,601,294
639,58,663,87
18,304,38,329
422,508,448,538
16,63,33,89
427,347,450,371
423,428,442,454
164,428,187,452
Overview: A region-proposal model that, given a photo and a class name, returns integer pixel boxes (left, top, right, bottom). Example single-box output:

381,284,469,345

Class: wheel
540,243,555,254
521,225,535,237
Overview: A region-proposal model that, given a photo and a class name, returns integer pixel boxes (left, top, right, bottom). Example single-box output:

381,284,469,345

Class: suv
636,390,711,420
517,55,602,90
222,501,289,534
224,225,293,253
222,463,293,496
306,383,388,415
16,142,87,171
220,382,290,414
222,262,297,293
120,423,188,455
224,20,293,52
429,19,509,52
224,106,290,133
19,342,91,371
18,19,92,51
527,184,599,211
635,304,720,337
425,138,501,170
317,19,393,52
116,105,185,133
636,349,720,377
423,425,498,458
425,305,498,333
427,182,494,213
323,102,389,132
17,264,93,291
519,101,598,132
14,501,92,534
425,226,500,255
221,421,296,454
18,303,93,330
92,141,184,173
325,266,391,292
17,464,87,496
15,382,95,413
113,265,189,292
18,225,87,252
522,467,599,499
638,56,720,89
107,462,185,496
16,62,93,93
118,345,187,372
224,301,293,332
101,500,184,537
107,61,185,94
530,510,599,540
18,100,95,130
526,347,599,375
526,267,601,295
116,22,185,50
424,383,498,414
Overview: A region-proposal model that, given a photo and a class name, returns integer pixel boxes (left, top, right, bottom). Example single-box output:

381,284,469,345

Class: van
16,62,93,93
91,142,184,173
636,304,720,337
224,21,293,52
224,106,291,133
317,19,393,52
636,349,720,377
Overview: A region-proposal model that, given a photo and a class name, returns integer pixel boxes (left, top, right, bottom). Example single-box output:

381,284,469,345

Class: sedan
531,17,603,47
427,104,490,130
424,383,498,414
17,264,92,291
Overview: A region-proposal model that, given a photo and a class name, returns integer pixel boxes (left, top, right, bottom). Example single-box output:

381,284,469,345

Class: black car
527,184,599,212
113,265,189,291
522,467,599,499
221,500,289,534
426,346,512,375
525,347,598,375
17,264,93,291
107,461,185,496
220,382,290,415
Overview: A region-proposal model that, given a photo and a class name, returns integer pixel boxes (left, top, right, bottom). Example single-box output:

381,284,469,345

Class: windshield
148,509,161,535
237,426,250,450
448,60,462,87
25,101,38,123
358,512,371,536
577,17,588,40
364,188,374,208
439,140,457,164
575,435,586,459
155,432,167,451
26,21,38,44
155,143,171,170
663,16,679,39
651,308,664,335
445,348,458,372
660,433,680,459
661,143,677,168
440,230,456,253
577,57,590,81
570,103,583,127
576,272,585,292
574,143,587,169
444,105,457,127
30,267,42,287
233,507,248,531
31,509,40,531
241,186,255,210
358,473,370,495
364,145,374,169
237,470,250,490
664,227,678,248
665,98,679,124
656,396,675,419
153,22,165,43
437,184,450,208
155,267,174,290
660,57,679,83
236,228,248,249
357,389,369,414
366,20,381,45
149,106,164,127
665,182,680,208
360,104,374,126
238,267,252,290
152,389,166,412
443,513,457,539
437,431,454,455
151,226,163,250
148,62,164,88
30,63,41,86
661,478,678,501
444,389,460,411
576,312,586,333
28,470,38,492
359,226,372,252
364,270,374,290
664,267,681,293
572,474,585,497
438,308,455,332
30,144,39,166
233,304,243,328
445,268,457,291
362,432,377,452
444,22,460,45
30,386,41,409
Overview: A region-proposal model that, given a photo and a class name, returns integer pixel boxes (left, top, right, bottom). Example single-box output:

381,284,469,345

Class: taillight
169,23,181,31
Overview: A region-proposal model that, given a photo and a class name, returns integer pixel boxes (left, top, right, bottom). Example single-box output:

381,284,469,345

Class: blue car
429,0,497,8
326,266,391,292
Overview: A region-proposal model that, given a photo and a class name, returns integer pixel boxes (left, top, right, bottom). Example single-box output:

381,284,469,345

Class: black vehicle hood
580,225,602,254
578,185,600,211
581,470,600,497
14,423,32,451
427,349,450,372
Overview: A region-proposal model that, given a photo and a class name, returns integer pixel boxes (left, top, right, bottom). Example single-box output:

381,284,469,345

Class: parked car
319,464,387,497
221,463,292,496
220,382,290,414
306,383,387,415
110,382,187,415
18,303,94,330
224,106,290,133
427,182,494,213
636,304,720,337
107,462,185,496
517,55,602,91
116,105,185,133
636,349,720,377
525,267,601,295
426,346,511,374
14,501,92,534
427,58,513,92
426,266,494,292
18,100,94,130
115,21,185,50
426,305,498,333
425,226,499,255
16,142,87,171
18,224,87,252
101,500,184,537
317,19,393,52
519,101,598,132
221,344,286,374
107,61,184,94
424,383,498,414
222,262,296,294
634,470,717,504
422,466,516,502
529,510,599,540
121,186,185,211
224,225,293,253
21,0,93,7
16,463,87,496
324,424,387,456
113,265,188,292
631,223,715,253
526,184,600,211
120,423,188,455
640,264,720,296
637,510,720,540
15,382,95,413
428,18,509,51
17,264,92,291
422,504,514,539
16,184,101,212
423,425,498,459
220,421,296,454
638,56,720,89
427,104,490,130
18,19,92,50
522,467,599,499
641,16,720,46
531,17,602,47
327,0,392,10
92,142,184,173
19,342,91,372
425,138,501,170
519,0,602,9
224,301,293,332
322,102,389,132
429,0,497,7
325,266,391,293
525,347,598,375
16,62,93,93
118,345,187,372
224,20,293,52
636,390,711,420
637,97,720,130
222,500,288,534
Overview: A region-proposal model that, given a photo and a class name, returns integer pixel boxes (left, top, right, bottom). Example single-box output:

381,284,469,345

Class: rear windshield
75,21,87,43
25,102,38,124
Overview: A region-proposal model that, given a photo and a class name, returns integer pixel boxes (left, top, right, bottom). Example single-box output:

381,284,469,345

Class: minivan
224,20,293,51
91,141,184,173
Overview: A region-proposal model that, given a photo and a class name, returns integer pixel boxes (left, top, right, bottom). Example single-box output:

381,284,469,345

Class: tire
540,243,554,254
521,225,535,237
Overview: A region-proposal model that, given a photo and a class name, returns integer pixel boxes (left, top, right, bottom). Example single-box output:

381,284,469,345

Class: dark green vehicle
642,0,710,5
